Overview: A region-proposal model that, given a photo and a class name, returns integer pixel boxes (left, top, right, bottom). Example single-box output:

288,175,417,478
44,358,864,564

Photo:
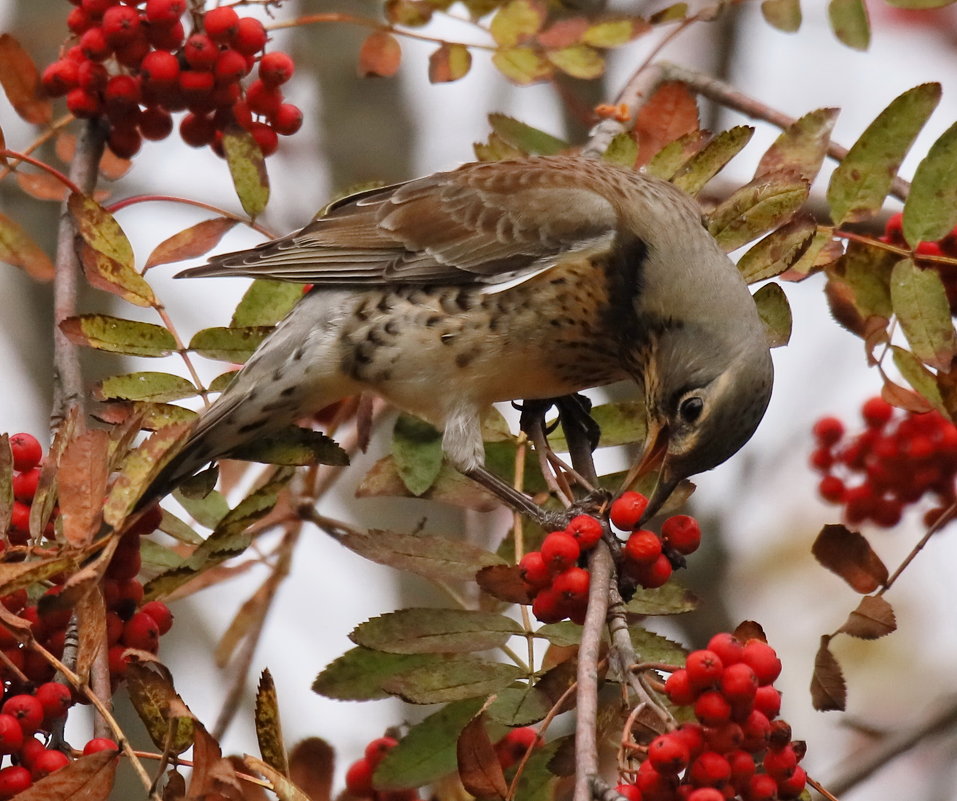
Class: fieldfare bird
138,155,774,522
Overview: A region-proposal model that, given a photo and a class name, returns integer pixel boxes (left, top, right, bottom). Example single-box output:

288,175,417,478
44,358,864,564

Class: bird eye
678,396,704,424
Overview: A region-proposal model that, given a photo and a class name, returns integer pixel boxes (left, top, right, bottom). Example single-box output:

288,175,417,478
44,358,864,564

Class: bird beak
620,417,679,526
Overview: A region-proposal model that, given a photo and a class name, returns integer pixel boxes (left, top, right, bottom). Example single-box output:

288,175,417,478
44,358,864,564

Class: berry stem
0,147,83,196
0,113,75,184
880,497,957,593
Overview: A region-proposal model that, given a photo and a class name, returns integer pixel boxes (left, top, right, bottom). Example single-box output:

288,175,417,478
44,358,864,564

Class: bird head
622,318,774,524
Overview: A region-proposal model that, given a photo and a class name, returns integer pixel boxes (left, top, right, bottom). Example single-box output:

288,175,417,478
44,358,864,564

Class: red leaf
812,524,889,593
0,34,52,125
537,17,589,48
457,713,508,799
476,564,533,605
810,636,847,712
634,81,700,167
145,217,239,270
358,32,402,78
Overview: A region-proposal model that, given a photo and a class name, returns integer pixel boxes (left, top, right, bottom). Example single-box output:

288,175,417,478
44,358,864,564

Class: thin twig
880,498,957,593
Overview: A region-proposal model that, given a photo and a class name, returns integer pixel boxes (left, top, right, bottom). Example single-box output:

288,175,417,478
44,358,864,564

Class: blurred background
2,0,957,797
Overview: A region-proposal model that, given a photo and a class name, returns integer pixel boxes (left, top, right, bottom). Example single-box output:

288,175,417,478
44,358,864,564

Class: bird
136,154,774,524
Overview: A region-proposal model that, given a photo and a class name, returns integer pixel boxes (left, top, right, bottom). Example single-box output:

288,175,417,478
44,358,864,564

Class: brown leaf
74,586,107,684
457,713,508,799
881,377,932,414
812,524,889,593
188,720,242,800
732,620,767,643
255,669,288,776
633,82,700,168
476,564,533,605
358,32,402,78
15,170,71,202
810,635,847,712
58,429,110,546
288,738,334,801
428,42,472,84
145,218,239,270
839,594,897,640
228,757,270,801
0,34,52,124
0,210,55,280
126,661,195,755
162,769,187,801
534,655,579,711
242,754,312,801
12,749,118,801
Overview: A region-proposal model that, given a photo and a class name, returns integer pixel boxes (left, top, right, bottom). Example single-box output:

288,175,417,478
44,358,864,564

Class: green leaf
428,42,472,83
231,279,303,327
650,2,687,23
93,372,199,403
337,529,506,582
534,621,582,647
754,282,793,348
645,130,710,181
312,646,437,701
222,127,270,219
891,345,947,413
545,44,604,79
737,213,816,283
671,126,754,196
492,47,553,84
902,121,957,245
374,698,486,789
545,401,647,452
158,508,205,545
583,18,649,48
630,627,688,665
60,314,177,357
602,132,639,168
707,172,810,253
188,326,272,362
788,225,844,278
890,257,957,371
761,0,802,31
392,414,443,496
487,113,567,155
474,133,527,162
0,211,54,280
351,608,523,654
828,0,870,50
489,0,546,46
230,426,349,466
172,485,229,529
883,0,953,9
756,108,839,183
830,240,895,319
209,370,239,393
486,686,551,726
625,583,698,615
382,657,524,704
827,83,941,224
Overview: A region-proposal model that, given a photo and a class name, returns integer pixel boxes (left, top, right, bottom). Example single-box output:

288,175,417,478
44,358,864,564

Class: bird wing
176,157,621,286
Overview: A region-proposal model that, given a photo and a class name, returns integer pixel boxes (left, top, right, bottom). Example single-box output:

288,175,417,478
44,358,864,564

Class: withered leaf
810,636,847,711
838,594,897,640
457,713,508,799
812,524,889,593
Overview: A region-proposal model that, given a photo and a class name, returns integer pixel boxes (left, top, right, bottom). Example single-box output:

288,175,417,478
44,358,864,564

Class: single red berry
81,0,116,17
259,51,295,85
67,6,92,34
140,49,180,88
565,515,602,549
41,60,80,97
35,682,74,723
688,751,731,788
552,566,590,602
145,0,186,26
726,748,756,787
752,685,781,720
32,748,70,777
344,757,373,795
705,721,743,754
741,640,781,686
123,611,160,652
104,74,140,111
884,211,904,243
83,737,119,755
13,468,40,502
233,16,268,54
818,474,845,503
762,743,797,780
203,6,240,43
623,530,661,566
184,33,219,70
106,611,124,644
101,4,140,47
685,650,724,691
614,785,642,801
0,765,31,798
495,726,539,768
663,669,696,706
861,396,893,428
741,773,778,801
0,714,24,754
776,765,806,799
18,738,45,771
661,515,701,555
76,59,108,91
179,69,216,99
809,446,834,471
1,695,43,735
704,633,742,666
141,600,173,635
148,18,185,50
530,587,567,624
609,491,649,530
105,543,141,582
9,500,31,534
694,690,732,727
686,789,723,801
66,87,103,118
214,49,249,85
107,644,130,679
245,78,283,116
180,112,217,147
634,552,672,588
812,416,844,447
647,733,690,775
518,551,550,590
79,27,111,61
720,662,758,706
634,761,677,799
139,106,174,141
740,709,771,752
540,531,580,574
364,736,398,768
270,102,303,136
768,719,792,750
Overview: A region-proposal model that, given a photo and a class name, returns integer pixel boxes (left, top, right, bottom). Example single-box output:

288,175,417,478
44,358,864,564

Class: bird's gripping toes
138,155,773,521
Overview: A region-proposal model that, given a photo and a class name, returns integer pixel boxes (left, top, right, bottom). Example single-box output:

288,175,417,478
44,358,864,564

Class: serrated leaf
645,130,710,180
756,108,839,182
474,132,527,163
126,662,195,754
492,47,553,84
93,372,199,403
145,217,239,269
338,528,506,581
188,326,272,362
488,113,567,156
534,622,582,647
490,0,546,46
0,34,51,124
230,425,348,466
351,608,522,654
827,83,941,224
890,257,957,370
429,42,472,83
671,126,754,196
811,636,847,711
172,477,226,526
382,657,524,703
624,583,698,615
392,414,443,496
708,172,810,253
633,82,700,169
891,345,947,413
602,132,639,168
458,713,508,799
737,214,816,283
60,314,177,357
828,0,870,49
812,524,888,593
358,31,402,77
58,429,110,547
545,44,604,79
754,282,792,348
0,211,54,280
583,18,650,48
630,627,688,664
312,646,437,701
486,686,551,726
902,121,957,245
839,594,897,639
222,127,270,219
761,0,802,31
827,239,895,319
357,456,501,512
255,669,288,775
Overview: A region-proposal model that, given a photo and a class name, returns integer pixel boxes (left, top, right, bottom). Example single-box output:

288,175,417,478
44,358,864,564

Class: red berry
18,738,45,771
184,33,219,70
719,662,758,705
32,748,69,777
530,587,567,624
647,733,689,775
141,600,173,635
214,49,249,85
364,735,398,767
609,491,649,530
812,416,844,447
614,785,642,801
753,685,781,720
705,633,742,666
685,650,724,690
83,737,119,755
862,396,893,428
762,743,798,780
270,103,303,136
661,515,701,555
102,5,140,47
518,551,550,590
540,531,580,574
180,112,217,147
105,542,141,581
1,695,42,735
634,552,672,588
741,640,781,686
0,765,31,798
565,515,602,549
495,726,539,768
776,765,806,799
139,107,173,141
179,70,215,99
742,773,778,801
686,790,723,801
35,682,74,723
203,6,240,43
9,500,30,534
259,51,295,85
705,721,743,754
148,19,185,50
104,74,140,112
818,474,845,503
694,690,732,727
66,87,102,118
13,468,40,502
344,757,373,795
740,709,771,752
123,611,160,652
145,0,186,26
140,49,180,88
79,27,111,61
623,530,661,566
0,715,24,754
688,751,731,788
245,78,282,116
107,644,130,678
634,761,677,799
552,566,590,602
233,16,268,55
67,6,92,34
81,0,116,17
41,60,80,97
664,668,696,706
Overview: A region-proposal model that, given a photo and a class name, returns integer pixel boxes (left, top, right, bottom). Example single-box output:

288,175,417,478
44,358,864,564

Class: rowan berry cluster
41,0,302,159
6,434,49,547
881,213,957,312
345,736,422,801
616,634,805,801
811,397,957,527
